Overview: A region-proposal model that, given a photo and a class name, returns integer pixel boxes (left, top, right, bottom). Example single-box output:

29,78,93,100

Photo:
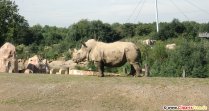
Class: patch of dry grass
0,73,208,111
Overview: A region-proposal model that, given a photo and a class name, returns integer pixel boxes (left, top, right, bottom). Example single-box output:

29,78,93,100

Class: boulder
48,60,72,74
0,42,18,73
50,68,68,74
24,69,33,74
166,43,176,50
18,59,27,73
48,60,79,70
24,55,49,74
142,39,156,46
40,59,49,73
63,60,78,70
68,69,95,75
48,60,88,74
25,55,40,73
48,60,65,69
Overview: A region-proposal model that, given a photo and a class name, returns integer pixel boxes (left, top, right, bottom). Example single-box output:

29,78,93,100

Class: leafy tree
68,20,121,42
199,22,209,32
29,25,44,45
135,23,154,36
182,21,199,40
121,23,136,37
111,23,124,38
156,19,186,40
0,0,30,45
69,19,91,41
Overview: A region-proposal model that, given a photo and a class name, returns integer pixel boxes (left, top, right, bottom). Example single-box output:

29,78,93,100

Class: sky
14,0,209,27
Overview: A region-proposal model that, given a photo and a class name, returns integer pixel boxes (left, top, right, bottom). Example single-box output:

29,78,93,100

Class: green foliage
63,51,71,61
68,19,122,43
182,21,199,40
87,61,97,71
199,23,209,32
155,19,186,40
0,0,30,45
75,65,87,71
145,39,209,78
16,44,28,59
121,23,136,37
118,63,131,75
135,23,154,36
1,1,209,78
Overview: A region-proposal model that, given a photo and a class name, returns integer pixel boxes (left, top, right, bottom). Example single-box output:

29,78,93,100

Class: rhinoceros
72,39,142,77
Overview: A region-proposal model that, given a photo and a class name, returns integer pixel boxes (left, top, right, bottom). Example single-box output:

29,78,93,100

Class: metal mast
155,0,159,32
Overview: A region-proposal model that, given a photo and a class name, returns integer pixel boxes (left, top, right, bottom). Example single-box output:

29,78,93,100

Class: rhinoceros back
89,41,139,66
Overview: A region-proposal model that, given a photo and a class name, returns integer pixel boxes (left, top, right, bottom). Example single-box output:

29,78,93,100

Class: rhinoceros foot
98,74,104,77
135,74,144,77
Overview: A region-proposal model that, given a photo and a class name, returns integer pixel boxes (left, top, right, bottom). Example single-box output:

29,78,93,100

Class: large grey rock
24,55,49,74
0,42,18,73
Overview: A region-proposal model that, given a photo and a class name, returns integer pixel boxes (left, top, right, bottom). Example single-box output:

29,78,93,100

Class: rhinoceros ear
73,48,77,52
81,42,87,48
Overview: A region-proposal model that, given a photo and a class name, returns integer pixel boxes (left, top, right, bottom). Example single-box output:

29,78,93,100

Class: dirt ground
0,73,208,111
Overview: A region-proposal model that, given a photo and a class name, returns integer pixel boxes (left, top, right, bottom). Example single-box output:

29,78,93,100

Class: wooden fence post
182,69,186,78
145,64,149,77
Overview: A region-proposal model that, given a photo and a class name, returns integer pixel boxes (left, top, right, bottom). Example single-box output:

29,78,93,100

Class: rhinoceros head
72,39,97,63
72,46,89,63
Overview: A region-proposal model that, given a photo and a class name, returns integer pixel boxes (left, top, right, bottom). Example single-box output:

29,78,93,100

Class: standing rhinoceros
72,39,142,77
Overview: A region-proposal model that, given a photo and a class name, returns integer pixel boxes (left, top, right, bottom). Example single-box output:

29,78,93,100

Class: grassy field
0,73,208,111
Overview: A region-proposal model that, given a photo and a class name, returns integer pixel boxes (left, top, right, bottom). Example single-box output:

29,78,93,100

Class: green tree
135,23,154,36
0,0,30,45
199,23,209,32
29,25,44,45
68,20,121,42
182,21,199,40
121,23,136,37
156,19,186,40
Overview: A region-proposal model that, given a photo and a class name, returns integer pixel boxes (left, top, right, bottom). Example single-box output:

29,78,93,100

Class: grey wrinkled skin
72,39,142,77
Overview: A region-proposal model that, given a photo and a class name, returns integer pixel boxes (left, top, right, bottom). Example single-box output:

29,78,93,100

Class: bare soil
0,73,208,111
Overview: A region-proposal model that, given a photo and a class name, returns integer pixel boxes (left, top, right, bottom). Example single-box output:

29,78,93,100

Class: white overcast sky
14,0,209,27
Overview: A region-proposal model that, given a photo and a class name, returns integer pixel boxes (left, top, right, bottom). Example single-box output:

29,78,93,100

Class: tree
135,23,154,36
199,22,209,33
121,23,136,37
182,21,199,39
155,19,186,40
68,20,121,43
29,25,44,45
0,0,30,45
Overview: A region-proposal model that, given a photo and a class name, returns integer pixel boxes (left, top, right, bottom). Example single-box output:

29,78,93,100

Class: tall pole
155,0,159,32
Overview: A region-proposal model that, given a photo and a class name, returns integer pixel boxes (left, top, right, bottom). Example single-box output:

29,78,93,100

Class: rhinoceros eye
77,52,80,56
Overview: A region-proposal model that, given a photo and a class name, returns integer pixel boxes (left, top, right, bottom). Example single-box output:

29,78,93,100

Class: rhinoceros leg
94,61,104,77
132,63,143,77
127,65,135,76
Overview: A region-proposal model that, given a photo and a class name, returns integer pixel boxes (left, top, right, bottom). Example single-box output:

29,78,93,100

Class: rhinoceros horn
81,42,87,47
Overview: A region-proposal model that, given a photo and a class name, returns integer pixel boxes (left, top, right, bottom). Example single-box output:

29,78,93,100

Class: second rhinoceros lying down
72,39,143,77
